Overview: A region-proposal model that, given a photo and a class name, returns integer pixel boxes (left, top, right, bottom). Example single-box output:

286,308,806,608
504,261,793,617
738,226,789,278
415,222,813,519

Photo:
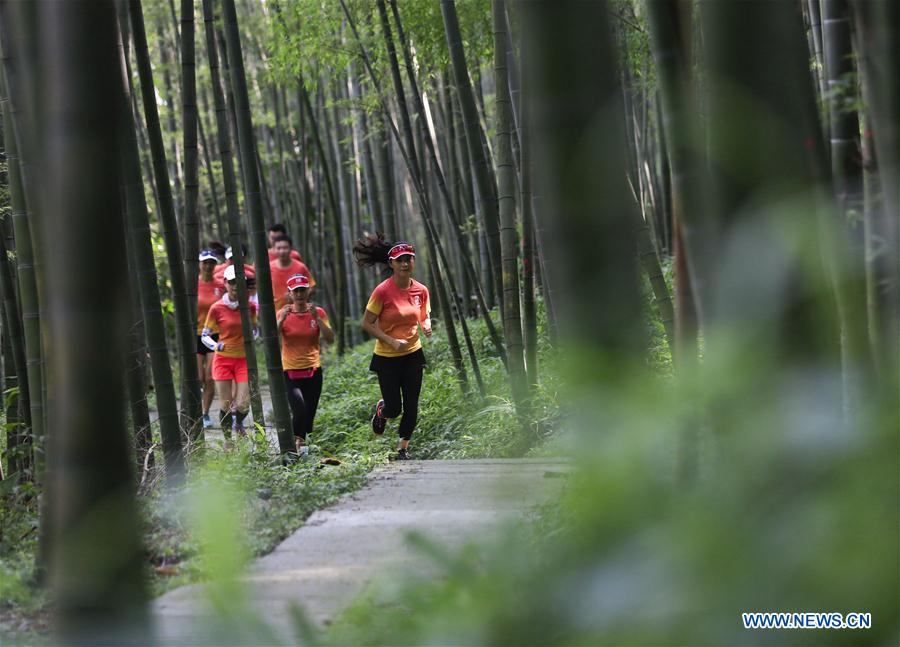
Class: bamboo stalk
221,0,295,455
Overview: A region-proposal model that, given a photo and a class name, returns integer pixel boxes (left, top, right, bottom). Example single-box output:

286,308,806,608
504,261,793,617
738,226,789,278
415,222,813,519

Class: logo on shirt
411,295,421,307
310,319,318,330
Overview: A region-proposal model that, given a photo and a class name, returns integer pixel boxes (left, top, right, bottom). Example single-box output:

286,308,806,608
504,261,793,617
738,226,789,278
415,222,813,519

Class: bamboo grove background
0,0,897,642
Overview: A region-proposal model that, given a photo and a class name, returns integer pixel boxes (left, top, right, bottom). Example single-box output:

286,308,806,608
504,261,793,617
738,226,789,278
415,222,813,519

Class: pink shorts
212,355,249,383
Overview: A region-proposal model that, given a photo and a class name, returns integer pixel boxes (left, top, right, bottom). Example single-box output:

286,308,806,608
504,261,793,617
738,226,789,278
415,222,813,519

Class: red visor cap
388,243,416,260
287,274,310,291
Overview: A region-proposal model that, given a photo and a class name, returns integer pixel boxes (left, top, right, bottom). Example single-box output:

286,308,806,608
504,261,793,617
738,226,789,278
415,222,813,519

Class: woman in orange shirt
354,236,431,460
277,274,334,457
197,249,225,429
201,264,258,439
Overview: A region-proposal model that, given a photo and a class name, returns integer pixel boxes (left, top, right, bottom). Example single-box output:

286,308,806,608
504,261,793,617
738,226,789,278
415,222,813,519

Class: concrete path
153,458,568,645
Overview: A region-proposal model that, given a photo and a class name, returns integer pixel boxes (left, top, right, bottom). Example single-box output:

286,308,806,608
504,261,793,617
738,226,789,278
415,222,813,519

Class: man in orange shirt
269,234,315,311
267,223,304,262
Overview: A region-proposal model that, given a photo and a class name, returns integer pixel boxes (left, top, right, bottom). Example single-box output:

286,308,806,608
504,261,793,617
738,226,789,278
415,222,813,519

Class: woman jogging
201,264,258,440
197,248,225,429
277,274,334,457
354,235,432,460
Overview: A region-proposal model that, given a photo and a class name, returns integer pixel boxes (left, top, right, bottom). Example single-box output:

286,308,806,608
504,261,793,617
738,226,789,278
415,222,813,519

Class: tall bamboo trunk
130,0,202,441
519,81,538,388
807,0,829,108
849,1,899,384
0,72,33,477
216,24,247,239
181,0,202,443
505,24,543,363
524,0,645,369
440,0,503,314
42,1,149,639
822,0,873,405
326,79,360,346
654,94,673,255
374,115,398,237
699,0,841,366
297,77,347,354
198,87,225,237
438,74,473,310
221,0,294,455
158,23,184,229
384,0,505,368
1,304,23,479
0,192,30,478
0,40,45,482
492,0,527,406
118,12,185,481
202,0,264,427
646,0,713,339
124,238,154,473
358,98,384,233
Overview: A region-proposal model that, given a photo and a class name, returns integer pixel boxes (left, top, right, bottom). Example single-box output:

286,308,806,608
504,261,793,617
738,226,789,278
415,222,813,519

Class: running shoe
371,399,386,436
397,448,411,460
202,414,212,429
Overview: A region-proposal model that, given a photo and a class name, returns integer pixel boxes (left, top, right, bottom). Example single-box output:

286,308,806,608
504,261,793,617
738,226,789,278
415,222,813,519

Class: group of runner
195,225,430,460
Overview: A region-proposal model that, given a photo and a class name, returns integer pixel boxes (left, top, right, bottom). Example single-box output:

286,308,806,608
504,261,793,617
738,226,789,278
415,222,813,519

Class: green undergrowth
0,480,46,640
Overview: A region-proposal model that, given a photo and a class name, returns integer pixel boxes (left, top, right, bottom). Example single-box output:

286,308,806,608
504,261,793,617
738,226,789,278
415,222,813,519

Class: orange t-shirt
268,248,304,263
213,261,256,282
269,258,316,310
365,278,430,357
203,299,258,358
197,277,225,334
280,306,329,369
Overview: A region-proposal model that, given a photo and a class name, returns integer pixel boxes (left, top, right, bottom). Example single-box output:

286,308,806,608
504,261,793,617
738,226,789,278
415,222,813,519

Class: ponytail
353,232,393,268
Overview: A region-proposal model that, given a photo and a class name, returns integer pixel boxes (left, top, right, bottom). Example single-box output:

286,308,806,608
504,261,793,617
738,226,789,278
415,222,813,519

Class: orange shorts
212,355,249,383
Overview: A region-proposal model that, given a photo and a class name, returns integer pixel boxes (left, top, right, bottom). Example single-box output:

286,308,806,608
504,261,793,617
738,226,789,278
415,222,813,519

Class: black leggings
373,351,425,440
283,368,323,440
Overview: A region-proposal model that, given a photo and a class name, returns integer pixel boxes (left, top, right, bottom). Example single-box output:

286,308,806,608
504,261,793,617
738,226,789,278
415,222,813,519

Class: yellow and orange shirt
365,278,430,357
197,277,225,334
280,306,329,369
203,299,258,359
270,258,316,310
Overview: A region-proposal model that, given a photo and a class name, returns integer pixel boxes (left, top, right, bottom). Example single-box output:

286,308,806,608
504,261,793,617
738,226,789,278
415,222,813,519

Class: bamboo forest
0,0,897,644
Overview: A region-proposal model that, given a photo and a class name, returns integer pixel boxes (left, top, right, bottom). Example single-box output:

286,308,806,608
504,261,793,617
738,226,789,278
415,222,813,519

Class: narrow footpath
153,458,568,645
